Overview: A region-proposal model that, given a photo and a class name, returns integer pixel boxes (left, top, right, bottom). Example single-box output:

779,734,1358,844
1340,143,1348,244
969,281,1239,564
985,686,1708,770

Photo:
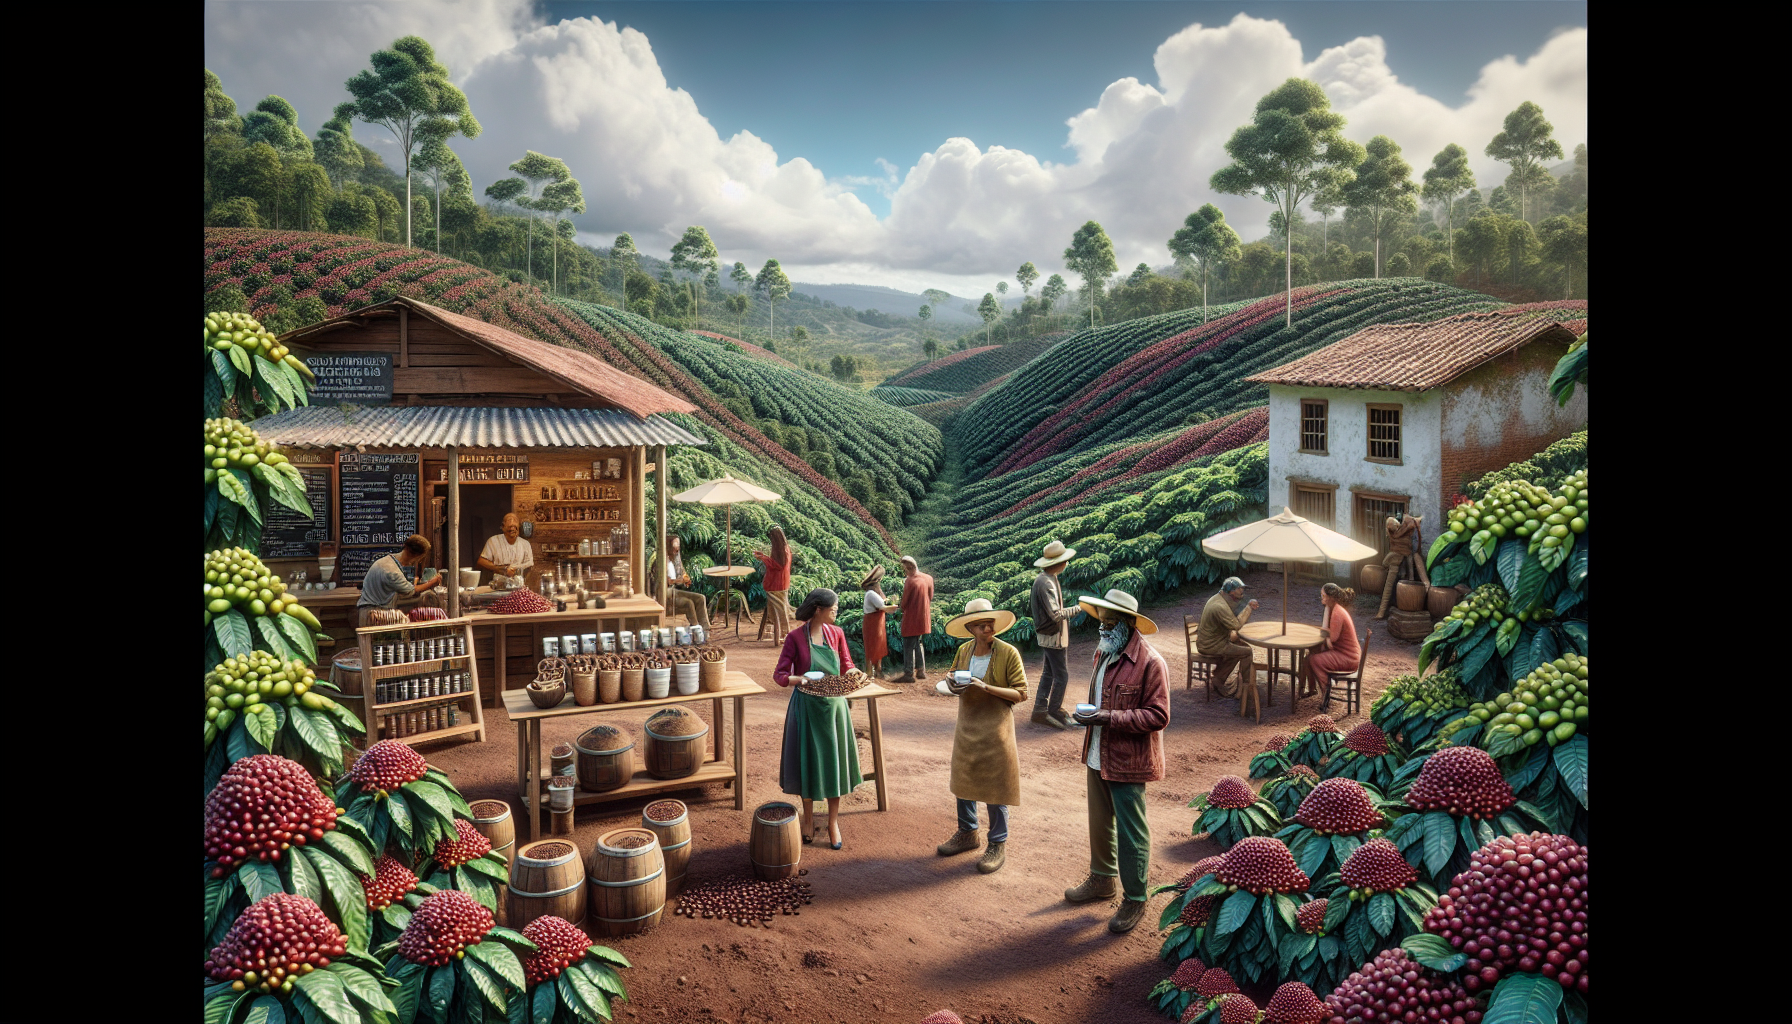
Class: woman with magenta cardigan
774,588,863,849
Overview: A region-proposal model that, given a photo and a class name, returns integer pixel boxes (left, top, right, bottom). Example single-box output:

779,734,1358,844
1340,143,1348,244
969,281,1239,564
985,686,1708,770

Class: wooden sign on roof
278,297,696,418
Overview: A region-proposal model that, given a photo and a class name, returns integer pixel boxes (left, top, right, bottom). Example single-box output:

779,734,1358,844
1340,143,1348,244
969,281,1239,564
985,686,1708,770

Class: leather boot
936,829,980,857
893,674,916,685
1108,899,1149,934
1031,709,1066,730
1064,874,1119,904
977,840,1006,874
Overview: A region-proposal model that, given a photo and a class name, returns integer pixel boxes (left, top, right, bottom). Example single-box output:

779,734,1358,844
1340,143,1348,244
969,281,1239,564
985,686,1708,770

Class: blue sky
548,1,1588,217
205,1,1588,292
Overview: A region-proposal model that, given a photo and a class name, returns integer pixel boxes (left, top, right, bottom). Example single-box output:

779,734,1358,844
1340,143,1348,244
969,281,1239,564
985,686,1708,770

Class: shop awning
251,405,707,450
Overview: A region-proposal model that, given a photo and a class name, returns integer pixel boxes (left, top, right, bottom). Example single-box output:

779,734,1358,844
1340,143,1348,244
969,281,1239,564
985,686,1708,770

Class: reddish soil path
424,569,1420,1024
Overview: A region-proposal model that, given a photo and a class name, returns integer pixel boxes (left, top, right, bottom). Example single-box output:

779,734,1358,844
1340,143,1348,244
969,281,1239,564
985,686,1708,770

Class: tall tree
1309,183,1342,250
205,69,243,141
726,292,751,331
923,288,951,312
611,233,639,304
1559,144,1588,213
416,124,465,253
755,259,791,337
977,293,1001,343
922,338,940,361
996,281,1009,301
1485,101,1564,224
917,303,932,328
1344,135,1417,278
538,177,586,295
1538,214,1588,298
1458,214,1504,287
669,226,721,305
1039,274,1067,314
508,151,571,280
1167,204,1242,322
730,261,752,292
1063,221,1118,327
1015,261,1039,298
243,96,313,160
1126,263,1152,286
1211,78,1362,326
1421,143,1476,266
314,104,364,188
343,36,481,247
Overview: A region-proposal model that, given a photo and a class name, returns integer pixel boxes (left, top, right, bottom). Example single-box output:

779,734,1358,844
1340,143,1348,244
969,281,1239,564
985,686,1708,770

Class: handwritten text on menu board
339,452,419,546
261,467,333,558
337,546,387,587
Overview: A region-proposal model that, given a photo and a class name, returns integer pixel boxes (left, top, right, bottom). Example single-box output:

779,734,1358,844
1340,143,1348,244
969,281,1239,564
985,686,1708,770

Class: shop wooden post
654,444,668,614
447,445,461,619
632,447,647,596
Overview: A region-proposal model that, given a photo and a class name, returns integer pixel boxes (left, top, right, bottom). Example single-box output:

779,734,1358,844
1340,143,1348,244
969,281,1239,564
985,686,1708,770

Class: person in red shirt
893,555,935,683
754,526,795,641
1305,582,1362,705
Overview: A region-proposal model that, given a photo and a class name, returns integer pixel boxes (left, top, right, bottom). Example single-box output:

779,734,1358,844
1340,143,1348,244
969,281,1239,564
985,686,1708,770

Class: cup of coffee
804,671,826,681
1075,703,1098,718
954,670,972,684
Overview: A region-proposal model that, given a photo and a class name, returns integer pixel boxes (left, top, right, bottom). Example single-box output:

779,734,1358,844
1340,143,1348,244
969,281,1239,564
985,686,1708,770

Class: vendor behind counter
357,534,443,625
476,513,535,589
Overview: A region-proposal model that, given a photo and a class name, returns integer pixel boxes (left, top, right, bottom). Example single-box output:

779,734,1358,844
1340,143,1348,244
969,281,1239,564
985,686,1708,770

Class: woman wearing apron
773,588,863,849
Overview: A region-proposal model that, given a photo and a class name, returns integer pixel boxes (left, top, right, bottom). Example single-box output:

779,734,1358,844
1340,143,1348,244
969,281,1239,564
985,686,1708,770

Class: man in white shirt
476,513,534,588
658,534,710,629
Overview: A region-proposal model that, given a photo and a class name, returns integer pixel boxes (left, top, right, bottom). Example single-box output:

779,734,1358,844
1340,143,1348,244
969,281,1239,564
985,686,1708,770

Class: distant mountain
790,283,982,324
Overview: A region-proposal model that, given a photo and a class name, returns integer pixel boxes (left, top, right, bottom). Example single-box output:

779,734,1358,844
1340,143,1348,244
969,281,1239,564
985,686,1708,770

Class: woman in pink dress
1306,582,1361,705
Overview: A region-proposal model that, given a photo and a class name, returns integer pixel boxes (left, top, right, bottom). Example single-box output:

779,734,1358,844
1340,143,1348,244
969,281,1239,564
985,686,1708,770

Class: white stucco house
1244,307,1588,578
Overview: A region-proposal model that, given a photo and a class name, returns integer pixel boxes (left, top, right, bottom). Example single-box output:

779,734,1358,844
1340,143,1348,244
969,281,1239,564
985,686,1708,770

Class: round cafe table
702,565,756,637
1239,621,1326,716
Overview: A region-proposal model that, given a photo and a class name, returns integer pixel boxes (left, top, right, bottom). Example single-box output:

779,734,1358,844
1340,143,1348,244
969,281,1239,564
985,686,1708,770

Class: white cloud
204,4,1586,289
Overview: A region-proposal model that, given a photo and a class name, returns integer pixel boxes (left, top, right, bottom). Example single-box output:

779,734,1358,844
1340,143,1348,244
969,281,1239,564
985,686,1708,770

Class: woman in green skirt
775,588,864,849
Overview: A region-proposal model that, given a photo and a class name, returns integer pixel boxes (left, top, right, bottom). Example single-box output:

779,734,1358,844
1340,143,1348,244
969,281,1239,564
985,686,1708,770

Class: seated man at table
656,534,711,630
476,513,534,588
1196,576,1259,700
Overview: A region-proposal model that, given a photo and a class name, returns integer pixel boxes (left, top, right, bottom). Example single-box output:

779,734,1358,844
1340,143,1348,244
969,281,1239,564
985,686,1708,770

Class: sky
204,0,1588,296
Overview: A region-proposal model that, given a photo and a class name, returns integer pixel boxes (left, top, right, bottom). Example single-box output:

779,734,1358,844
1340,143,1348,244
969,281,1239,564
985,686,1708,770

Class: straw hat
1076,588,1158,635
1033,540,1077,568
858,564,886,590
944,598,1018,638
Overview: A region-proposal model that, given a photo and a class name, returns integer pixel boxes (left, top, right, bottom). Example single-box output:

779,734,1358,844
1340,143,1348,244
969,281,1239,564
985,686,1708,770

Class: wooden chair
1183,615,1221,700
1323,631,1372,718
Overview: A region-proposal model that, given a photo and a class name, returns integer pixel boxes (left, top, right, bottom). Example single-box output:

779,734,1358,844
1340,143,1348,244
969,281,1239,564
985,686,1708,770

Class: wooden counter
465,595,666,694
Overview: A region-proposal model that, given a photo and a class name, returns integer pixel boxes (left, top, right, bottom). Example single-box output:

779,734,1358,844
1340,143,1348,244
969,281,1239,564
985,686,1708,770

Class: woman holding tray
935,598,1027,875
774,588,863,849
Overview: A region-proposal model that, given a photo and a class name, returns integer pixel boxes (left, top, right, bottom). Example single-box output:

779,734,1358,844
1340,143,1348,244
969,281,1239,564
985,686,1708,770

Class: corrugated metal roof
1244,308,1584,392
252,405,707,450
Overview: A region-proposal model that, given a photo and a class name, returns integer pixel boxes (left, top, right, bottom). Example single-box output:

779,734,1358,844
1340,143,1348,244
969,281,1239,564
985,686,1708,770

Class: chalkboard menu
339,452,420,546
307,352,395,405
261,467,332,558
338,546,389,587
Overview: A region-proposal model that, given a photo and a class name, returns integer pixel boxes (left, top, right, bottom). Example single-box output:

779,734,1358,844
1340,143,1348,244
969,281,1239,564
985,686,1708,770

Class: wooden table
465,596,665,693
702,565,756,637
1239,621,1326,715
504,672,764,841
840,682,899,812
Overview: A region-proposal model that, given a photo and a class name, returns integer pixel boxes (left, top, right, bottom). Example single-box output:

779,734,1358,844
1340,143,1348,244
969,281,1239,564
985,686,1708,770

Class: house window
1299,400,1329,454
1353,492,1410,557
1291,482,1335,527
1367,404,1402,463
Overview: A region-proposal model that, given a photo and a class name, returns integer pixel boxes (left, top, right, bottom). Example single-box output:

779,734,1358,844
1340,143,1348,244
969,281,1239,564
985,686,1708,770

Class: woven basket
572,669,597,706
598,669,622,704
699,657,726,692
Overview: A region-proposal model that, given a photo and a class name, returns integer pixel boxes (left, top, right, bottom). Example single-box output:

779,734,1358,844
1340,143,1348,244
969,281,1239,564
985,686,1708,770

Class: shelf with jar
354,617,486,747
536,482,623,501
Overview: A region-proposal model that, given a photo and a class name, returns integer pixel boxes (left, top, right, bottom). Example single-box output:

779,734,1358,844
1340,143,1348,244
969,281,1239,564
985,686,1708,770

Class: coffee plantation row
880,331,1068,395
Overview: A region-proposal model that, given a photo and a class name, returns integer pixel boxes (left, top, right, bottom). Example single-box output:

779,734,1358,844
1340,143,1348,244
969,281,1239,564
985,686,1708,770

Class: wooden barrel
575,725,635,792
335,693,368,750
330,650,364,696
643,708,709,780
468,800,515,865
750,801,801,880
1426,585,1462,620
1395,579,1426,612
1358,563,1387,595
508,840,586,931
587,827,666,937
642,800,691,898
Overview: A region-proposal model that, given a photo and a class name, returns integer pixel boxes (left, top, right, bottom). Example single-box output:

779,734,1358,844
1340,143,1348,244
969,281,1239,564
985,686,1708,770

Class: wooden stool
1238,676,1263,724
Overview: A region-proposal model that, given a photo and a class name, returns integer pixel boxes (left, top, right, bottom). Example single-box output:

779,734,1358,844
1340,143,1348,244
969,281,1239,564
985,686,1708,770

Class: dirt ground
424,569,1421,1024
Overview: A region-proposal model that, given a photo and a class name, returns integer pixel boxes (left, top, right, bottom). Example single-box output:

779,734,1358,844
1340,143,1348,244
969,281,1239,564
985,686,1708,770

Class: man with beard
1064,589,1170,934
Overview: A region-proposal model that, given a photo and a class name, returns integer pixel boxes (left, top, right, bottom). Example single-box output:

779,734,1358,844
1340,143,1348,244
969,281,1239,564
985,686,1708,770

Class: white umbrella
1202,506,1379,633
672,473,782,620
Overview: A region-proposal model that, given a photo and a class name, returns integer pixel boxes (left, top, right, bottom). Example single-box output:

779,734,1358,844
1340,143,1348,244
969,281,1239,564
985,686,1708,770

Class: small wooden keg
1426,585,1462,620
468,800,515,864
508,839,586,931
642,799,691,898
587,827,666,937
1395,579,1427,613
749,801,801,880
575,725,635,792
642,708,709,780
330,650,364,696
1358,563,1387,596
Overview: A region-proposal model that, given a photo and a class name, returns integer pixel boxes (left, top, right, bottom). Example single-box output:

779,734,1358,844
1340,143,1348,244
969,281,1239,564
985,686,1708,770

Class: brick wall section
1439,339,1587,509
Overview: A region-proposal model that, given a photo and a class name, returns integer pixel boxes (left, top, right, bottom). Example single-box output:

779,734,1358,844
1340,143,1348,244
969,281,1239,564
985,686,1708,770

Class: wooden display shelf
529,762,736,808
534,498,622,505
366,656,471,680
354,616,486,746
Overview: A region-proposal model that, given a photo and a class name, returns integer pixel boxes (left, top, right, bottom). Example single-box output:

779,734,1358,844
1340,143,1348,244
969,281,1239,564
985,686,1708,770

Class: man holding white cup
1063,588,1170,934
476,512,534,589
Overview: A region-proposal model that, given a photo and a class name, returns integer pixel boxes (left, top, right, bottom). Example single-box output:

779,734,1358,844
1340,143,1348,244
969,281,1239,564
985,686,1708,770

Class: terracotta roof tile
1244,306,1586,392
281,297,697,419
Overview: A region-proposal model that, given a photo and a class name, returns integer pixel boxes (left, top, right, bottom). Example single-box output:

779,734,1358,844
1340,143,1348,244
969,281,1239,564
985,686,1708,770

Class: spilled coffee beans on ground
675,873,814,926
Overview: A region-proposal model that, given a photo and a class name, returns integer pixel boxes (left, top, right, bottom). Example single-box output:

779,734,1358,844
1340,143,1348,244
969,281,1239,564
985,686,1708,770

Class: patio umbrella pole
725,504,733,626
1283,561,1289,635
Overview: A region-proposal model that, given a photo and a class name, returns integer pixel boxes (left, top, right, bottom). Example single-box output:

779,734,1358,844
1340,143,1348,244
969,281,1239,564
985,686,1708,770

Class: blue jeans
957,799,1008,842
